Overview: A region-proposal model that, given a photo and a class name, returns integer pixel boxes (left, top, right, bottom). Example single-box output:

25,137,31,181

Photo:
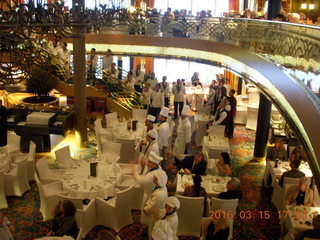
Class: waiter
173,105,192,168
133,151,163,225
0,100,8,148
156,107,170,170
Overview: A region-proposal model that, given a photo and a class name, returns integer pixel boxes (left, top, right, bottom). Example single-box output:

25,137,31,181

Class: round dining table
62,160,121,199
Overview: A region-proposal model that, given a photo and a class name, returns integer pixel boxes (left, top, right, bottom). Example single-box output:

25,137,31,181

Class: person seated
295,214,320,240
0,212,14,240
203,212,230,240
217,177,242,201
267,138,287,161
96,229,121,240
183,174,207,197
216,152,232,176
285,177,313,206
47,200,78,238
292,144,308,161
278,158,305,187
181,151,207,175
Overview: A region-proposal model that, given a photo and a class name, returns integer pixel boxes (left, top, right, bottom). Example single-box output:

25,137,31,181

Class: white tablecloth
176,174,230,198
202,136,230,159
284,205,320,238
62,161,121,199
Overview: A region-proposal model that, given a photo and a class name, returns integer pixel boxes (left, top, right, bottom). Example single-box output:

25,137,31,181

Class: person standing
103,49,113,70
150,84,164,118
156,107,170,169
123,71,135,88
86,48,98,85
59,42,71,80
172,79,186,119
141,83,153,110
160,76,170,107
227,89,237,138
146,72,158,90
133,64,144,93
0,100,8,148
173,105,192,168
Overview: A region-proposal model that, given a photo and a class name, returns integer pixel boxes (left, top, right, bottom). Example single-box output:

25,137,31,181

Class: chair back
132,108,147,122
284,177,302,185
94,119,103,130
312,183,320,207
55,145,73,167
75,209,83,240
210,197,239,217
35,157,51,181
208,125,225,138
101,141,122,162
177,195,204,237
284,184,299,203
105,112,118,128
7,133,21,153
115,138,138,163
57,193,84,210
16,159,29,182
115,185,134,207
206,158,218,176
28,141,36,161
0,170,8,209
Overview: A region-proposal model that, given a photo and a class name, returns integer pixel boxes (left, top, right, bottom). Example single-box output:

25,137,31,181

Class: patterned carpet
0,125,281,240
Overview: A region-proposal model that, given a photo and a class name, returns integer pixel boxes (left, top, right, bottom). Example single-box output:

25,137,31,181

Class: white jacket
160,82,170,97
147,78,158,90
172,85,186,102
133,70,144,86
166,212,179,240
151,91,164,108
173,118,192,160
134,166,162,194
141,88,153,105
157,122,169,149
144,186,168,215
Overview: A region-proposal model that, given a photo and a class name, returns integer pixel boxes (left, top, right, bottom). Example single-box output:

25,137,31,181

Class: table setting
202,135,230,159
62,159,121,199
176,174,230,198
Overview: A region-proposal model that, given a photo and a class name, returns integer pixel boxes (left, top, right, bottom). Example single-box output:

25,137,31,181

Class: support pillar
254,93,272,159
267,0,282,20
237,77,243,95
118,56,123,80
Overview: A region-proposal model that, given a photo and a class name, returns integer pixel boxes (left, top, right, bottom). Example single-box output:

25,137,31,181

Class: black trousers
174,101,184,118
226,116,234,138
150,107,161,119
134,85,142,93
164,97,170,107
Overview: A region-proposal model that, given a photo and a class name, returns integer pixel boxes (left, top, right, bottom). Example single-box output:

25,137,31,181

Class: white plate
212,185,225,192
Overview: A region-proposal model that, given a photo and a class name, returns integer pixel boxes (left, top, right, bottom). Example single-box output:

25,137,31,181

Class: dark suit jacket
218,190,242,201
278,169,306,187
181,156,207,175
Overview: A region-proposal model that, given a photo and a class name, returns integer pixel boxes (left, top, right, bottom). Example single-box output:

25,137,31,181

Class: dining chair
0,171,8,209
105,112,118,128
177,195,204,237
55,145,74,169
36,157,65,184
4,159,30,197
132,108,147,122
96,185,134,232
101,141,121,163
208,197,239,219
7,133,21,154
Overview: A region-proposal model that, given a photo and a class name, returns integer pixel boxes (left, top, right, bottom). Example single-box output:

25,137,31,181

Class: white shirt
166,212,178,240
86,54,98,68
151,91,164,108
133,70,144,86
147,78,158,90
50,45,62,65
105,67,119,78
157,122,169,149
124,76,135,88
59,48,70,68
178,118,192,143
0,217,14,240
103,55,113,70
144,186,168,215
134,165,162,194
172,85,186,102
212,110,228,125
160,82,170,97
142,88,153,105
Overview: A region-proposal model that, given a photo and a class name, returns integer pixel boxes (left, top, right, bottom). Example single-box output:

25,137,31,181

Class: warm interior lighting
309,4,315,10
59,95,67,107
301,3,307,9
128,6,136,14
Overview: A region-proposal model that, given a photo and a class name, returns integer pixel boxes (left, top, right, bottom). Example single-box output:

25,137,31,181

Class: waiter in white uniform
139,129,159,174
133,151,163,225
173,105,192,168
156,107,170,170
144,169,168,238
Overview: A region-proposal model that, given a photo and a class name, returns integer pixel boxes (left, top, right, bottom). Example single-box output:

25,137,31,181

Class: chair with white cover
75,210,83,240
36,157,65,184
201,217,233,240
207,197,239,226
116,174,143,210
55,145,74,169
4,158,30,197
312,183,320,207
208,125,225,138
105,112,118,128
0,171,8,209
177,195,204,237
205,158,218,176
94,119,113,137
96,185,134,232
7,133,21,154
114,138,138,164
132,108,147,122
34,172,64,221
101,141,121,163
56,193,85,210
272,178,284,210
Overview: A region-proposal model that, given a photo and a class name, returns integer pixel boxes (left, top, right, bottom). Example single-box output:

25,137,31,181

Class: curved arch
77,34,320,184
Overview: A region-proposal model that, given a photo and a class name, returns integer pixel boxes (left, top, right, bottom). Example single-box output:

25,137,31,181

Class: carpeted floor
0,125,281,240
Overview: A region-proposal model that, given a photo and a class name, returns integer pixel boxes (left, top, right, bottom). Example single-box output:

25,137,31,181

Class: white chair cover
312,184,320,207
56,193,85,210
177,195,204,237
96,185,134,232
115,138,138,164
206,158,219,176
132,108,147,122
101,141,121,163
4,159,30,197
75,209,83,240
272,179,284,211
27,141,36,181
78,198,96,237
55,145,73,169
7,133,21,154
209,197,239,218
246,106,258,131
0,171,8,209
105,112,118,128
36,157,65,184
